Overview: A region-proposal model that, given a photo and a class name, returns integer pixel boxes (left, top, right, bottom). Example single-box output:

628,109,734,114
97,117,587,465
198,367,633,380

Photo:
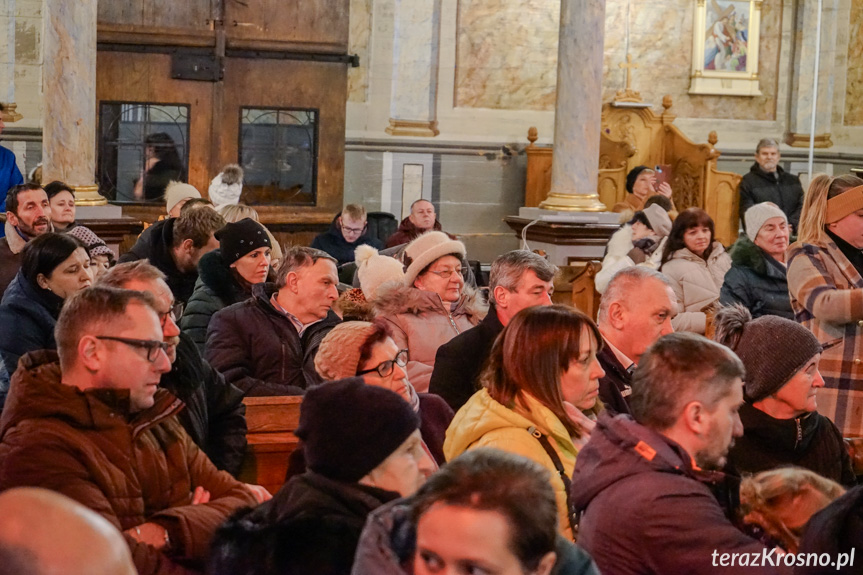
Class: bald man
0,487,136,575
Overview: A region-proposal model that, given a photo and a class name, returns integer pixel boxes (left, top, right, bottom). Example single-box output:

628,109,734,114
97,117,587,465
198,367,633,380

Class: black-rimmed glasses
160,303,184,328
357,349,409,377
426,267,465,280
95,336,171,363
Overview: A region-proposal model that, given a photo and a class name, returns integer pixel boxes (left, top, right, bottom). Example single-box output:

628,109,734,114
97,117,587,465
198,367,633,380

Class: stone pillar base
539,192,608,212
72,184,108,206
385,119,440,137
784,132,833,148
0,103,23,123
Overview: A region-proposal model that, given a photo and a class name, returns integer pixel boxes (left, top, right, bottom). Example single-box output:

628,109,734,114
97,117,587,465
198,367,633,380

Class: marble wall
11,0,40,129
453,0,782,121
348,0,372,103
845,0,863,125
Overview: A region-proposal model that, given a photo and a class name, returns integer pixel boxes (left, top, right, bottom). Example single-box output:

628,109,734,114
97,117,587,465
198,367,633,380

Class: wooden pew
238,396,303,495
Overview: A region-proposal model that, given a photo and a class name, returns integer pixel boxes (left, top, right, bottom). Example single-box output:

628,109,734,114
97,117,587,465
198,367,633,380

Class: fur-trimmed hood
372,282,487,320
728,234,785,279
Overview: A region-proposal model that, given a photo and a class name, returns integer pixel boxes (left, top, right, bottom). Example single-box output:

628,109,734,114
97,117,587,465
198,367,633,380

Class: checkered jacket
787,238,863,437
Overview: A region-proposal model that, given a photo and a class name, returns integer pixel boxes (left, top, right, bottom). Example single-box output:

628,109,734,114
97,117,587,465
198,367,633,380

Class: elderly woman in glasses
373,232,486,392
314,319,454,465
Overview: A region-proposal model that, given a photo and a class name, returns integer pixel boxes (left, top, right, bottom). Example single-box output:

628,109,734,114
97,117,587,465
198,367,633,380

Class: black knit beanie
296,377,421,482
626,166,651,194
714,307,822,402
215,218,271,266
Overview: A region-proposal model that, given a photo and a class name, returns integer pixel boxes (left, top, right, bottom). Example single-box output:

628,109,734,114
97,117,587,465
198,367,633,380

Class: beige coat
661,243,731,334
374,284,485,392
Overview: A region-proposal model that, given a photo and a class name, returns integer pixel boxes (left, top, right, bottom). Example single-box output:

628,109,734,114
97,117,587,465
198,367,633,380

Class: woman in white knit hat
373,231,486,392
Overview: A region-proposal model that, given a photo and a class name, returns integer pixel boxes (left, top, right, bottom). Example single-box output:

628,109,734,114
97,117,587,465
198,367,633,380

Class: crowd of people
0,134,861,575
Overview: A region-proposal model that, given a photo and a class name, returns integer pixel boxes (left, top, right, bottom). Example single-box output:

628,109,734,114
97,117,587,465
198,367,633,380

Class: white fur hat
165,181,201,213
744,202,787,239
356,245,405,301
208,165,244,210
403,231,466,287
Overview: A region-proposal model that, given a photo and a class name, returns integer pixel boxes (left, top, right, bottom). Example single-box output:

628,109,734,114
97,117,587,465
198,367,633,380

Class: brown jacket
374,284,485,393
0,350,257,575
0,220,28,295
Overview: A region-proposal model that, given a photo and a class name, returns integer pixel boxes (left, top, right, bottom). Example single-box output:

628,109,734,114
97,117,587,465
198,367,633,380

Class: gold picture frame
689,0,762,96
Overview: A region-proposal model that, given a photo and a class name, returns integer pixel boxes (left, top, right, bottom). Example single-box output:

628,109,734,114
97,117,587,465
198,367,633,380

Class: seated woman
595,200,673,294
66,226,115,281
0,233,92,407
374,231,485,392
218,203,282,270
44,180,77,232
714,305,856,487
353,449,600,575
314,319,454,464
444,305,605,541
180,218,272,354
739,467,845,553
208,378,434,575
720,202,793,319
612,165,678,221
660,207,732,334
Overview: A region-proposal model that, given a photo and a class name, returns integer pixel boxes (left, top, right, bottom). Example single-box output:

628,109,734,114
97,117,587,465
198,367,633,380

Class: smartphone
654,164,672,188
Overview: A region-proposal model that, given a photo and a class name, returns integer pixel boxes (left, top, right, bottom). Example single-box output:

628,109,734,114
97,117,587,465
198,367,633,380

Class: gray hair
630,332,744,431
597,267,671,324
97,260,166,288
275,246,337,288
755,138,780,153
489,250,557,305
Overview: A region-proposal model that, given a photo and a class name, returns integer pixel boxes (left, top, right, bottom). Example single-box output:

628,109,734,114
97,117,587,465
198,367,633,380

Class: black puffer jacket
180,249,266,355
161,333,247,476
208,471,399,575
738,163,804,232
728,402,856,487
720,234,793,320
118,218,199,304
205,283,341,396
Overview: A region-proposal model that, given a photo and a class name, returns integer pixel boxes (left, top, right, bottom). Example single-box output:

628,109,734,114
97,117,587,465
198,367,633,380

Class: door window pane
239,108,318,206
98,103,190,203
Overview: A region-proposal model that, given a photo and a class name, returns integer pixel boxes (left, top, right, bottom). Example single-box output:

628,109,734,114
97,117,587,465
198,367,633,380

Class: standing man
0,287,258,575
429,250,556,410
0,103,24,238
0,183,52,293
595,267,676,415
311,204,383,266
206,246,341,396
572,333,780,574
738,138,804,232
386,199,454,248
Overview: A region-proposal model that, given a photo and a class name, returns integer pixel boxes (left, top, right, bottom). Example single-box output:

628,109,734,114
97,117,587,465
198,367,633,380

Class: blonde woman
787,174,863,437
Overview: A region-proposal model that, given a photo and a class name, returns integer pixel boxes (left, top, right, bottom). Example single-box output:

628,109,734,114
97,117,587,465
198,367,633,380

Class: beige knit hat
403,231,466,287
356,244,405,301
314,321,378,380
165,181,201,213
744,202,786,239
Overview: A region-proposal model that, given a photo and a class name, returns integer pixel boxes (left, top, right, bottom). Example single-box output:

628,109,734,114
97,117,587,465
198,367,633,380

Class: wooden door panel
98,0,216,30
224,0,348,50
96,51,216,194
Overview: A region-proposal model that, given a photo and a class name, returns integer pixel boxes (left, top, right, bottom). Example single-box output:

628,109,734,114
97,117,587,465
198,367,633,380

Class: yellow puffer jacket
444,388,578,540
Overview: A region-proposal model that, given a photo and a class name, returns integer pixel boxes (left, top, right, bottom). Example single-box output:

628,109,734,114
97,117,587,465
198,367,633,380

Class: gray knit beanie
713,305,822,402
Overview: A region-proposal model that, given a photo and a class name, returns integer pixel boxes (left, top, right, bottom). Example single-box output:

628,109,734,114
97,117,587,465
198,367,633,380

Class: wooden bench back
238,396,303,495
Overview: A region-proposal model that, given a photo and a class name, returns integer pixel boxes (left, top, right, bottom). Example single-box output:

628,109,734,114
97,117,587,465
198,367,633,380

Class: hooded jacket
180,249,267,355
205,283,341,396
444,389,579,540
0,271,63,408
720,235,793,320
118,218,199,304
374,284,485,393
311,214,384,266
595,224,668,294
161,333,247,476
728,402,855,487
0,350,258,575
209,471,399,575
385,216,452,249
571,414,777,575
739,163,804,232
661,242,732,334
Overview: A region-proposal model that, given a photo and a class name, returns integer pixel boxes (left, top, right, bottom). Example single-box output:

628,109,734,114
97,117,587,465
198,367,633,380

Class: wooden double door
96,0,350,227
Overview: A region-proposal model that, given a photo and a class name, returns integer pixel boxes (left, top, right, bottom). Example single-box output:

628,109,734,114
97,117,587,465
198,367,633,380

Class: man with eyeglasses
99,261,248,477
0,286,259,575
311,203,383,266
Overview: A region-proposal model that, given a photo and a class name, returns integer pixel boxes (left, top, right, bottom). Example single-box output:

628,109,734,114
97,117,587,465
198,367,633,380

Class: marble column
540,0,606,211
384,0,441,137
785,0,839,148
42,0,105,204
